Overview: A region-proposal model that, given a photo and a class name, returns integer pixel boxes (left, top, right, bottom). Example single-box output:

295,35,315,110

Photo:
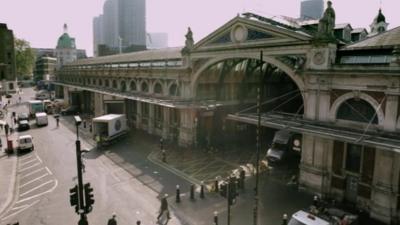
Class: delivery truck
35,112,48,126
92,114,128,145
28,100,44,118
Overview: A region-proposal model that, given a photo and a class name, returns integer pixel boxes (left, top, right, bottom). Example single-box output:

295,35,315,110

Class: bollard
213,211,218,225
200,181,205,199
282,213,288,225
190,184,195,200
162,149,167,163
176,185,181,203
214,178,219,193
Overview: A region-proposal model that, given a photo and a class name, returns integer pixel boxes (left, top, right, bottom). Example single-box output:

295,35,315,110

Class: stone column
148,104,154,134
383,95,398,132
162,107,170,139
178,109,196,147
93,93,104,117
370,149,398,224
299,135,331,195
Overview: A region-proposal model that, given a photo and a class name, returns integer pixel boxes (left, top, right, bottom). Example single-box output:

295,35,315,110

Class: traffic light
84,183,95,213
228,177,238,206
69,185,79,213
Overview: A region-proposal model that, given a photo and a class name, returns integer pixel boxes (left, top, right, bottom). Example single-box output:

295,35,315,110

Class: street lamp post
74,116,87,225
253,51,263,225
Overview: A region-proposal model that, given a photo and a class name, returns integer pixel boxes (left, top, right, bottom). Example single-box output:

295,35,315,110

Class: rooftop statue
316,1,336,41
182,27,194,54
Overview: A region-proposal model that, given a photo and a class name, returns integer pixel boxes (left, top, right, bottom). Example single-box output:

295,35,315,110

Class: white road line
45,167,52,175
21,168,45,179
11,203,30,210
19,158,38,167
19,172,49,188
19,162,41,173
35,154,42,163
19,154,34,162
16,180,58,204
0,200,40,221
20,180,54,197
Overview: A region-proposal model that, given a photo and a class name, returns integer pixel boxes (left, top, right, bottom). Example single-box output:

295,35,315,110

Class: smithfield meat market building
54,3,400,224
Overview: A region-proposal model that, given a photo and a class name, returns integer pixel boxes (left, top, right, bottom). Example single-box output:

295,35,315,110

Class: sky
1,0,399,57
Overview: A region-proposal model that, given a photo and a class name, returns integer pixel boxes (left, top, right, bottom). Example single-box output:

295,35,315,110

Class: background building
300,0,324,20
33,56,56,82
0,23,17,94
55,24,78,69
146,33,168,49
93,0,146,56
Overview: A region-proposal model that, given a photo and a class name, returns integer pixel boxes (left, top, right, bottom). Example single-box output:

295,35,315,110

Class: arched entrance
192,56,305,155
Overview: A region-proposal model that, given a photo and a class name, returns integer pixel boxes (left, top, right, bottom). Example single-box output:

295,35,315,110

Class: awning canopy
227,112,400,152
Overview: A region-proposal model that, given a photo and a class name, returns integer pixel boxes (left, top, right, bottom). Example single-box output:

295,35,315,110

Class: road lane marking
21,168,45,179
16,180,58,204
19,172,49,188
0,200,40,221
19,158,38,167
35,154,42,163
20,180,54,197
45,167,52,175
19,154,35,162
19,162,41,172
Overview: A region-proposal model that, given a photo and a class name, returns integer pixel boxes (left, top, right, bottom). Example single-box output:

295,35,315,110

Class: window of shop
345,144,362,173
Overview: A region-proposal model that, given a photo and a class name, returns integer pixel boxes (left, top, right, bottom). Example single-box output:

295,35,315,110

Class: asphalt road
0,88,191,225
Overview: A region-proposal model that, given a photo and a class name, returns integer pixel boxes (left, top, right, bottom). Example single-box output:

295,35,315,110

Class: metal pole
76,139,85,223
227,181,231,225
253,51,263,225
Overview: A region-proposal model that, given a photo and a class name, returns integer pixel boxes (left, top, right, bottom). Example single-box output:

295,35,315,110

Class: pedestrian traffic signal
69,185,79,213
84,183,94,213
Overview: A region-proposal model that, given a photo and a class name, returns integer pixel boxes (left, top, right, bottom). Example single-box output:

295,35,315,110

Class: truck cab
266,130,302,164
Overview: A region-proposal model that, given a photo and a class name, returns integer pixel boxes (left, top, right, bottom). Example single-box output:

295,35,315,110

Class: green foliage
15,38,35,79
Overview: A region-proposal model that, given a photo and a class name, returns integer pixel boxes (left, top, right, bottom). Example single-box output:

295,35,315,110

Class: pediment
193,16,312,51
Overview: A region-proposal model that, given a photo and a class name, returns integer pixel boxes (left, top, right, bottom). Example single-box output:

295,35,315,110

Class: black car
17,112,29,122
18,120,30,131
61,105,80,116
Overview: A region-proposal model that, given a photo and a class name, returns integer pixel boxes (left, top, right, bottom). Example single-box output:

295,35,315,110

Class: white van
35,112,48,126
17,135,34,152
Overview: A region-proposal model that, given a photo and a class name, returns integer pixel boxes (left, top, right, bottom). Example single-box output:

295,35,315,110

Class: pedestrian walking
13,117,17,125
5,123,9,136
136,220,141,225
107,213,117,225
157,194,170,221
56,117,60,127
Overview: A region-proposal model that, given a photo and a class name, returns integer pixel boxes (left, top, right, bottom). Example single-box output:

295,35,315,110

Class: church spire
369,8,388,36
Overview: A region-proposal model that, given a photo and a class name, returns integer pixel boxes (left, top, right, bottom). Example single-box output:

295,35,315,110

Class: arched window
99,79,103,86
112,80,118,89
130,81,137,91
120,81,127,92
141,82,149,92
337,98,378,124
105,79,110,87
154,83,163,94
169,83,180,96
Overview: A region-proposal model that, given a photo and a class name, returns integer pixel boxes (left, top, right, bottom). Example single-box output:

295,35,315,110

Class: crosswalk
1,152,58,222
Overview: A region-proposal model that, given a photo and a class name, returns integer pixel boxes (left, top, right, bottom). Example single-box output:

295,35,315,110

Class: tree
15,38,35,80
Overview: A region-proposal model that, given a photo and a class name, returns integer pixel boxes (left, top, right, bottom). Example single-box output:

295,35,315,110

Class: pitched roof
342,26,400,50
69,47,182,65
351,28,367,34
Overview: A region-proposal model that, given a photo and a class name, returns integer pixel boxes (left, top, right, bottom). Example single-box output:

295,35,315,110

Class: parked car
61,105,80,116
17,135,34,153
18,120,30,131
17,112,29,122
